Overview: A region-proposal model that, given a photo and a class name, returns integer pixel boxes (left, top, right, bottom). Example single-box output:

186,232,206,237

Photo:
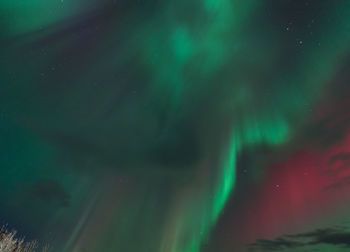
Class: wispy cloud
248,227,350,251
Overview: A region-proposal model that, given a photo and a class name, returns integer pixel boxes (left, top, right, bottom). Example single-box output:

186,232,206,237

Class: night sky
1,1,350,251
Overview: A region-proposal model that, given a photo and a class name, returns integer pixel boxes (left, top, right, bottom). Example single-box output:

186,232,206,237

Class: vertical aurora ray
160,118,291,252
62,187,101,252
165,135,239,252
213,134,238,222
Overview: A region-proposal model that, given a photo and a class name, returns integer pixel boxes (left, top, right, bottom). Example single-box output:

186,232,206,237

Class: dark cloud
249,237,303,251
249,228,350,251
40,120,200,172
326,152,350,175
26,179,70,207
296,56,350,150
322,152,350,191
303,113,350,149
329,153,350,165
323,176,350,191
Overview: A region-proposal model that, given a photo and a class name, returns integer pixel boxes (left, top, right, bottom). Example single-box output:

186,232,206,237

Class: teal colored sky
1,1,350,251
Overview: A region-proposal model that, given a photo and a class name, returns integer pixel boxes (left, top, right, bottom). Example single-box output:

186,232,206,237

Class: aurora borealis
2,0,350,251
